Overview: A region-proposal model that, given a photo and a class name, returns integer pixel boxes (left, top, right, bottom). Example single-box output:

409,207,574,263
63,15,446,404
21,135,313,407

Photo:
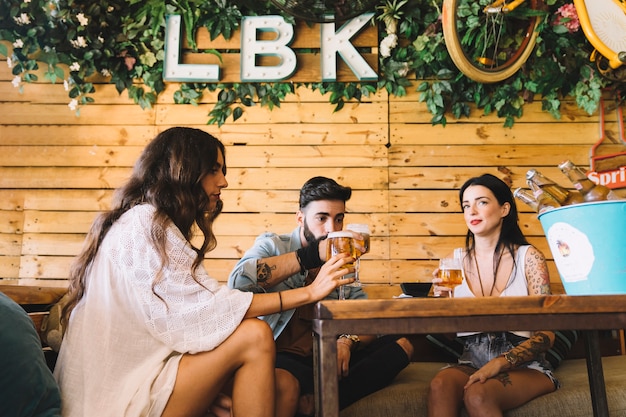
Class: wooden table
312,295,626,417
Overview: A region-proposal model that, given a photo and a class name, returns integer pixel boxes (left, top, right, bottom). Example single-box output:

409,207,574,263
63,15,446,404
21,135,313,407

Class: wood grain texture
0,68,620,294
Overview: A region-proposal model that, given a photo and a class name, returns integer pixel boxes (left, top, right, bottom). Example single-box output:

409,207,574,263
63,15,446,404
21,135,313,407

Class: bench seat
341,356,626,417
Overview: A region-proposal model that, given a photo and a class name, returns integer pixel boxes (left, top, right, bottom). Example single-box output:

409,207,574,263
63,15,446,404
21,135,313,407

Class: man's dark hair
299,176,352,209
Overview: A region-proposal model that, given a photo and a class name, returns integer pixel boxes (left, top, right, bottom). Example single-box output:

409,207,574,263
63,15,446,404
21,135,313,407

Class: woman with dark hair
53,127,354,417
428,173,558,417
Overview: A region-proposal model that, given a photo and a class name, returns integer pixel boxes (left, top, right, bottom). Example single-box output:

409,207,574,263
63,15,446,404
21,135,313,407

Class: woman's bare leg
428,367,468,417
162,318,276,417
464,369,555,417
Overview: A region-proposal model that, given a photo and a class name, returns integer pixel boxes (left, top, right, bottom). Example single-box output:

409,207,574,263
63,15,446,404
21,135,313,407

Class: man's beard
303,218,324,245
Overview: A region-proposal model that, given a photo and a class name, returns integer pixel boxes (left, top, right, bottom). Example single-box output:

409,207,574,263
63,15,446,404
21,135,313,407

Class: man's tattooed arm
255,251,303,289
256,262,277,288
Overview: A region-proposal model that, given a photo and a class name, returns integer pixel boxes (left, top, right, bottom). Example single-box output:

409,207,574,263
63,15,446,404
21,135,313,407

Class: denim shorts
457,332,560,389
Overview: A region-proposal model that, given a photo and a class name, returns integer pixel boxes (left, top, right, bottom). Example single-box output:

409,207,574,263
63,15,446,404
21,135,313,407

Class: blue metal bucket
538,200,626,295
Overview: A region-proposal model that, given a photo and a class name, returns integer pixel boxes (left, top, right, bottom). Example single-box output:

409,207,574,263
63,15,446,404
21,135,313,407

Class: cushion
341,356,626,417
545,330,579,369
0,292,61,417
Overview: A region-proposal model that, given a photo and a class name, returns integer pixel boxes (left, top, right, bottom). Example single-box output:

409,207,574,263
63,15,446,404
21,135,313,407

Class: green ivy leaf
0,0,617,127
140,51,157,67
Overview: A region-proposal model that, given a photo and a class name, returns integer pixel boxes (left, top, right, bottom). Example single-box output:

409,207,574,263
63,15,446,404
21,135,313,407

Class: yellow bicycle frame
484,0,526,13
485,0,625,70
573,0,626,69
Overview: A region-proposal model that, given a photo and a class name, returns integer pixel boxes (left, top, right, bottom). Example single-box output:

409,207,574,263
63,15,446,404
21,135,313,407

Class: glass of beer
326,231,356,300
438,257,464,298
345,223,370,287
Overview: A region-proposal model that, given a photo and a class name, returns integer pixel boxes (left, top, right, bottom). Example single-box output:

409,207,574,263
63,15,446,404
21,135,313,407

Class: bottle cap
558,160,573,170
525,169,537,180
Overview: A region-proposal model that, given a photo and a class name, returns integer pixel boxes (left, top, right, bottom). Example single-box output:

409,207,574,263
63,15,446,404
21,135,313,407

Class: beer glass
438,257,464,298
326,231,356,300
345,223,370,288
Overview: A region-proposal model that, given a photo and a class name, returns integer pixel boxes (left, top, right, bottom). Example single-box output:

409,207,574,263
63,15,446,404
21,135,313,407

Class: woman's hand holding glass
432,257,464,298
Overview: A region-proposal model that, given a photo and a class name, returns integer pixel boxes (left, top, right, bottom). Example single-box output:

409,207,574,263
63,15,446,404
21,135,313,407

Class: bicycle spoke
442,0,541,83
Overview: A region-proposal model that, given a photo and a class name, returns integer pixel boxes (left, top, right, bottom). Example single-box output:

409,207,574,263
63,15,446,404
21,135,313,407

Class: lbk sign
163,13,378,83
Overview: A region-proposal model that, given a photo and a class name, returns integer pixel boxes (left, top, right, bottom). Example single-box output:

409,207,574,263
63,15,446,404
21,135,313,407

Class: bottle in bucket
558,160,619,202
526,169,584,206
526,181,561,213
513,187,540,212
514,187,549,213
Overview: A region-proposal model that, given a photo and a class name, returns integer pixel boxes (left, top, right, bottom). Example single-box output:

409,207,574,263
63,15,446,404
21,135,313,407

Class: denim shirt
227,227,367,339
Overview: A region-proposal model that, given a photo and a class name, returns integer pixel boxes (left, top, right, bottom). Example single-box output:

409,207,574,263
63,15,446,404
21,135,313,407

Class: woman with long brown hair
54,127,354,417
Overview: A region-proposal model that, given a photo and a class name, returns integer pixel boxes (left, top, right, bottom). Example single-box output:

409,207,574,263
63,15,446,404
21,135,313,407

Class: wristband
338,334,361,350
296,240,323,271
502,351,518,368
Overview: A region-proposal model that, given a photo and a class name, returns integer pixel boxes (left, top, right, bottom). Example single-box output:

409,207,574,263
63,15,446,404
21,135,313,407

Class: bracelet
278,291,283,313
338,334,360,350
296,240,322,271
502,351,518,368
337,339,353,350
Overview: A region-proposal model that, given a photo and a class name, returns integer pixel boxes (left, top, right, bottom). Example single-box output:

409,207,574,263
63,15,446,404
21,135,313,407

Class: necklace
473,253,499,297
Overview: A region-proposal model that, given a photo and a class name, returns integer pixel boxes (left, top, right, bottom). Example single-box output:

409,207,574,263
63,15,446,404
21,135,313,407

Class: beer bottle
513,187,540,212
525,169,584,206
525,182,561,213
557,160,620,202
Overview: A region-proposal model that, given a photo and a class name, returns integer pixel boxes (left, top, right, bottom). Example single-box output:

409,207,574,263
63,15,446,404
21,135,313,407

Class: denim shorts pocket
459,332,522,368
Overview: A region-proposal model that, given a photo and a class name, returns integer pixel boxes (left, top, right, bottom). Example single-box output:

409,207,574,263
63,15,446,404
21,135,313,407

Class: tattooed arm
525,245,552,296
228,231,309,292
255,252,305,289
501,245,555,368
466,329,556,386
501,330,555,369
228,230,331,292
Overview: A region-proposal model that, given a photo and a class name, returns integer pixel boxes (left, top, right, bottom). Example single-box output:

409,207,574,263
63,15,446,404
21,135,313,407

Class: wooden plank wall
1,62,625,297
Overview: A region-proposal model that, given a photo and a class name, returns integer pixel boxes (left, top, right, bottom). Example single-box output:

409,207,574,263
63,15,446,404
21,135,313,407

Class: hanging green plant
0,0,623,126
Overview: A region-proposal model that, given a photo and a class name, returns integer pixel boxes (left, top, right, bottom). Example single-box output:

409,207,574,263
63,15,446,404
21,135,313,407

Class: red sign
587,166,626,189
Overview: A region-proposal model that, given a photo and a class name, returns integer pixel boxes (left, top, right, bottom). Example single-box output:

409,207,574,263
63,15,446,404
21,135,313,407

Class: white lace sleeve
107,205,253,353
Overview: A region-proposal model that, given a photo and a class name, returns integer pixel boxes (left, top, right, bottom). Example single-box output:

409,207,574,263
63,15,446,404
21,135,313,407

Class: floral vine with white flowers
0,0,623,126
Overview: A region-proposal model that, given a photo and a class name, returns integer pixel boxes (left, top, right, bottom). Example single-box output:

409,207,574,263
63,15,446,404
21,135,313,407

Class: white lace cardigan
54,204,253,417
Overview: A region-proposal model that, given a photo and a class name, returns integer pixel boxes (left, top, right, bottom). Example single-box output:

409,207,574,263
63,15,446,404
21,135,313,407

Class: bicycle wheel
442,0,541,83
